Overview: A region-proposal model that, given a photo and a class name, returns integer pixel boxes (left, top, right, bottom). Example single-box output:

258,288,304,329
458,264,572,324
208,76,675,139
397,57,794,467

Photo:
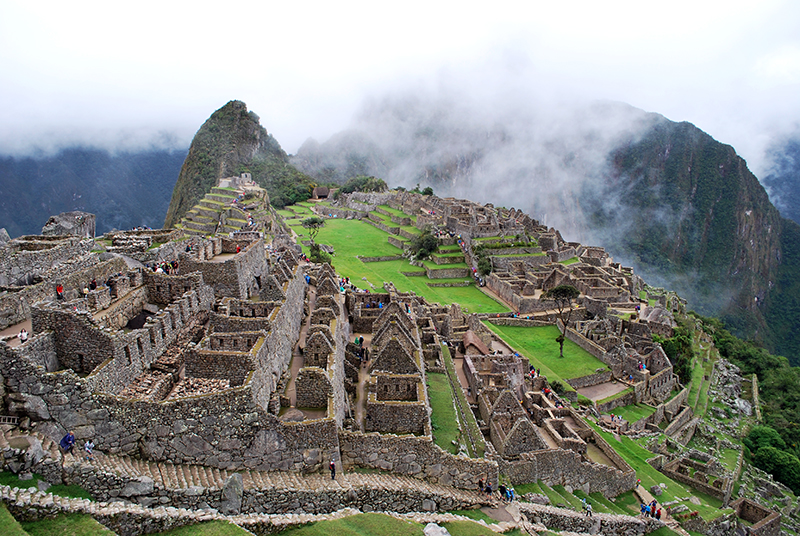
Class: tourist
56,284,64,300
656,508,662,520
478,478,484,492
18,329,28,342
485,482,493,497
498,483,507,502
640,503,647,516
60,431,76,456
83,286,89,298
329,459,336,480
585,503,592,517
84,439,95,461
89,278,97,291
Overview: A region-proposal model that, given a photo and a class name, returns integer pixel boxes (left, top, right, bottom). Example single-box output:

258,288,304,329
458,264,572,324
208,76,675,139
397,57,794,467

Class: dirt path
577,381,630,402
0,318,32,348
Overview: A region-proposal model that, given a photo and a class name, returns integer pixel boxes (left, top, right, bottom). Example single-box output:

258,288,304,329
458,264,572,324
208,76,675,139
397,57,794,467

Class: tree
410,226,438,260
422,186,434,196
543,285,581,357
301,216,325,245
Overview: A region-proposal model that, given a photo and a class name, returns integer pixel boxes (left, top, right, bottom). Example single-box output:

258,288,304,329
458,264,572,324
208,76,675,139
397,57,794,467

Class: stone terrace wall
0,237,92,286
144,272,205,305
566,371,613,390
251,267,306,411
500,445,636,497
518,503,660,536
339,430,498,489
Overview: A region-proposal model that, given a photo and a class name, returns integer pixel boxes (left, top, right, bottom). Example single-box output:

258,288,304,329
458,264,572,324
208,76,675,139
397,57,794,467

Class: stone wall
500,443,636,497
425,266,470,279
0,236,92,286
565,371,613,390
295,367,332,408
144,272,205,305
518,503,660,536
339,430,498,489
663,406,694,437
730,498,781,536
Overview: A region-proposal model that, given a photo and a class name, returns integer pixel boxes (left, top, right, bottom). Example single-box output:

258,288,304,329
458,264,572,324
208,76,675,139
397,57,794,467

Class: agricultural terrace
281,208,508,314
484,324,609,390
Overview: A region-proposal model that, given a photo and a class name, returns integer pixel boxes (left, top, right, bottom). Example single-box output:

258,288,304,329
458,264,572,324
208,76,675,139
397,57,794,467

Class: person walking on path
329,460,336,480
478,479,484,492
585,503,592,517
84,439,95,461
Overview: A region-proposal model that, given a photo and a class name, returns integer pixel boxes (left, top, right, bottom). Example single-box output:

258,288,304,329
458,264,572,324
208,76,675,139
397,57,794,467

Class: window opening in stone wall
137,338,144,359
124,346,132,365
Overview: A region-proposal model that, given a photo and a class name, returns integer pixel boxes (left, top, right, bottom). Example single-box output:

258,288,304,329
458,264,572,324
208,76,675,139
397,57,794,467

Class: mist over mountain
0,147,185,238
762,134,800,225
293,93,800,359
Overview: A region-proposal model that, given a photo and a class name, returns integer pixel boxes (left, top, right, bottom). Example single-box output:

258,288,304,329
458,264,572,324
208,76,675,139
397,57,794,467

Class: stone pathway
577,381,629,402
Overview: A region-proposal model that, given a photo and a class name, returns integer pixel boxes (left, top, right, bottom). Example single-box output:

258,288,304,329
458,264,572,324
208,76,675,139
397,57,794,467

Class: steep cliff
597,119,783,348
164,100,314,227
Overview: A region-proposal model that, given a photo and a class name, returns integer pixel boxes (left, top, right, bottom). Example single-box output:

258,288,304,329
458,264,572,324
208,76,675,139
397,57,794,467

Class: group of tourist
59,431,95,462
477,479,516,502
581,497,593,517
147,260,179,275
636,360,647,371
640,499,661,519
353,336,367,363
528,366,541,379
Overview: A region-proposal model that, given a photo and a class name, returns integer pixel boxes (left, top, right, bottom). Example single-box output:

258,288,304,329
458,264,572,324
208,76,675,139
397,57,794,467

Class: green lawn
0,471,92,499
20,513,114,535
294,217,507,313
428,373,460,454
612,403,657,423
0,503,28,536
484,324,608,385
559,257,580,265
154,520,253,535
277,513,424,535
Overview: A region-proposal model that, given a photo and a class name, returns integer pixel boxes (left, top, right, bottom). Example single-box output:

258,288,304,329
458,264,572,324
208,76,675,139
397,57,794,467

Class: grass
612,403,657,423
484,324,608,386
441,343,485,457
276,513,424,535
20,513,114,535
428,373,460,454
442,521,524,536
0,471,93,499
292,216,507,313
153,520,254,535
447,509,495,524
559,257,580,265
587,421,732,521
0,502,28,536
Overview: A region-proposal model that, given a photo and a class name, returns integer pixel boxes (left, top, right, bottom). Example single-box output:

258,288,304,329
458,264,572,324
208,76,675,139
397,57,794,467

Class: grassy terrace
559,257,580,265
484,324,609,387
427,372,460,454
377,204,408,217
294,217,507,313
586,420,732,521
611,402,657,423
276,512,523,536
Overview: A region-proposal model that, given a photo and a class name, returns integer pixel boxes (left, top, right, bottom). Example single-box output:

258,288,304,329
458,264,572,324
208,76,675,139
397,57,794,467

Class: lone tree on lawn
301,216,325,245
543,284,581,358
301,216,326,261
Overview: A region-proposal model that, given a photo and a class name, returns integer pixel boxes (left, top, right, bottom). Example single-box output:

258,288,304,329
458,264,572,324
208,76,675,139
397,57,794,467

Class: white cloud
0,0,798,173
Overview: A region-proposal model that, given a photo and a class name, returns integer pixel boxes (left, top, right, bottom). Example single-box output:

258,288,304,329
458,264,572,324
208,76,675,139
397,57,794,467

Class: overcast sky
1,0,799,175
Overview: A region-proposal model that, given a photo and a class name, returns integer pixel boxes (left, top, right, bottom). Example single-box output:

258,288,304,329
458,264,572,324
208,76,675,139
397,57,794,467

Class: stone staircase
1,428,488,511
83,447,487,506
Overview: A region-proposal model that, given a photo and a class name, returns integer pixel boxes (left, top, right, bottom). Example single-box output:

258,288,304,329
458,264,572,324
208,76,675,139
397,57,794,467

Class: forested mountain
0,148,185,237
292,97,800,361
